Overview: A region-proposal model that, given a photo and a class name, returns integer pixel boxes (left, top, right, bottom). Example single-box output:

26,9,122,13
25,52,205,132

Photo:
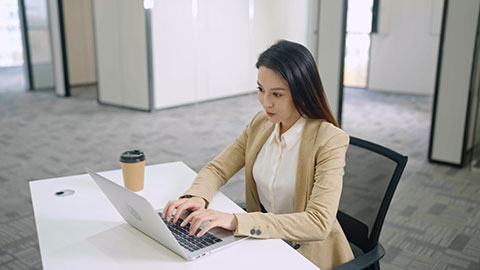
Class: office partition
429,0,480,166
89,0,346,114
151,0,312,110
91,0,150,110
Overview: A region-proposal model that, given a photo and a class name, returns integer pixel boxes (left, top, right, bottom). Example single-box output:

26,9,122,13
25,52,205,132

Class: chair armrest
333,243,385,270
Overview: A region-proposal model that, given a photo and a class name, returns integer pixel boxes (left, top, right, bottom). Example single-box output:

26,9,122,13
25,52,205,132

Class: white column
47,0,66,96
316,0,347,119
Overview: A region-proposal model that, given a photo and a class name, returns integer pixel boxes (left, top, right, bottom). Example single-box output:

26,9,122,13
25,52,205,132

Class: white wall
430,0,480,165
151,0,311,110
92,0,149,110
368,0,443,95
63,0,96,86
253,0,310,54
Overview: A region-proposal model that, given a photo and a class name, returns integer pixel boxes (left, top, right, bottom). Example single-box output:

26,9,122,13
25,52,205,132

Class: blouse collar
268,116,307,151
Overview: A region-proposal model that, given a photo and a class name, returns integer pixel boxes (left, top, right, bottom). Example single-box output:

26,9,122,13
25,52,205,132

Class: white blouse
252,117,307,214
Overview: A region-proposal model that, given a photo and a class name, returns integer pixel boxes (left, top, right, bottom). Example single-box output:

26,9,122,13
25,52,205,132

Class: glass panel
344,34,371,88
24,0,55,89
0,0,25,92
343,0,373,88
346,0,373,34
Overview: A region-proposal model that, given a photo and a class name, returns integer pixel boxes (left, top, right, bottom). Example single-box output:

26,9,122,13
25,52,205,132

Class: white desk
30,161,318,269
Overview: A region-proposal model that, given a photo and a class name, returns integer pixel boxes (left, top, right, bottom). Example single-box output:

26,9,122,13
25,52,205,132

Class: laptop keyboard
159,213,223,252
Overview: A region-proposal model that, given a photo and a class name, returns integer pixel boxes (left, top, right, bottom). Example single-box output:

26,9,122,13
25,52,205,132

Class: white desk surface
30,161,318,270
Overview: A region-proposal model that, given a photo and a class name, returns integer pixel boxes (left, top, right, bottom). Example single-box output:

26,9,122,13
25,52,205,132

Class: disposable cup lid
120,150,145,163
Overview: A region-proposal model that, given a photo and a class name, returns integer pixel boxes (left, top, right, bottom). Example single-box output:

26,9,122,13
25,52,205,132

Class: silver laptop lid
85,168,188,259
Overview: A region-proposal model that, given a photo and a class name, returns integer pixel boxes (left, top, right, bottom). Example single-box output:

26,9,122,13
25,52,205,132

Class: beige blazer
182,111,354,269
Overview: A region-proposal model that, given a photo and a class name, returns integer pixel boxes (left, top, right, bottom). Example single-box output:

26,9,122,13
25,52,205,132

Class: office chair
334,136,408,270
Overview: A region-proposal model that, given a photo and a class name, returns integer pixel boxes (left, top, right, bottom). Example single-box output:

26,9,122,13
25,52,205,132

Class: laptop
85,168,247,260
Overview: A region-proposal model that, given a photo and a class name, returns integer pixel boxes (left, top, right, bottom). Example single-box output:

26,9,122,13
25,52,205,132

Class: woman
162,40,354,269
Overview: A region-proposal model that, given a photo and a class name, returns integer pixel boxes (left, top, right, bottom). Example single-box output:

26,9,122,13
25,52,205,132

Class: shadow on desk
87,223,184,263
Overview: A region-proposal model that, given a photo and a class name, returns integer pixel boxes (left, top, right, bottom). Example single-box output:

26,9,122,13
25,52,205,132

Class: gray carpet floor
0,66,25,93
0,86,479,269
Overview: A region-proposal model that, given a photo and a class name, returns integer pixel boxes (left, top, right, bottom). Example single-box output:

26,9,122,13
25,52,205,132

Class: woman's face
257,66,301,132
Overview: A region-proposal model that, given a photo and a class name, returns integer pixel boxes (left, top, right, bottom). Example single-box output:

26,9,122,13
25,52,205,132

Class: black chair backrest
338,136,408,252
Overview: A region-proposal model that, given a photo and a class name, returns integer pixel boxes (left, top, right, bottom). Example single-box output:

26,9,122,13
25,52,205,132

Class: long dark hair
256,40,339,127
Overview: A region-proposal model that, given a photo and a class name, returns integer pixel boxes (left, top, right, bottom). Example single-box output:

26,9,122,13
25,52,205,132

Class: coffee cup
120,150,146,192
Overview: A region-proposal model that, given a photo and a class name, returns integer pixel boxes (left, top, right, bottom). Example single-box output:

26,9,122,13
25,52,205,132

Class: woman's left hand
180,209,238,237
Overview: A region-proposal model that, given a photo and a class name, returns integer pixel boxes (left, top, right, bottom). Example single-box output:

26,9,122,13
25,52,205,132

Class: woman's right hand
162,197,207,223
